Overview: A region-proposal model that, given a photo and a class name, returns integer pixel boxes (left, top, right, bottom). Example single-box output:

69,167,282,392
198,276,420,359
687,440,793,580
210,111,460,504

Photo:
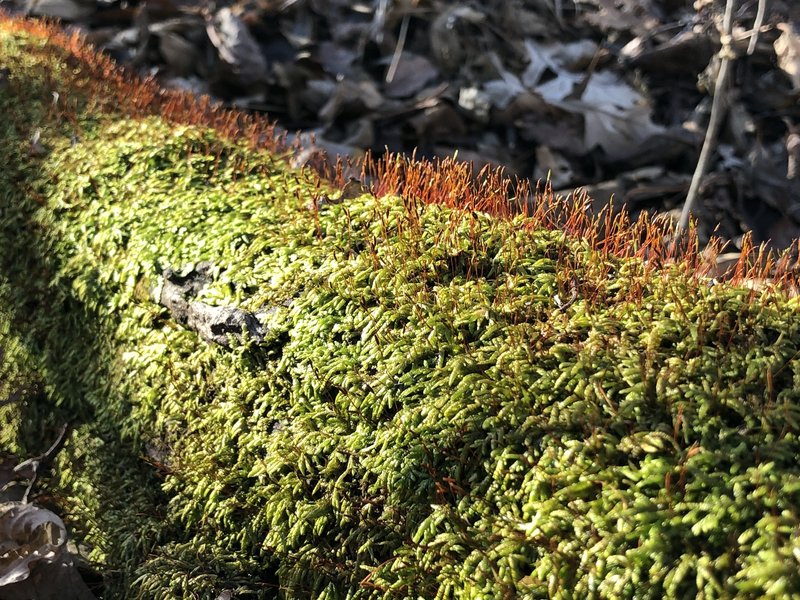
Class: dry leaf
0,502,95,599
315,41,359,77
0,503,67,587
157,31,197,76
429,5,485,72
774,23,800,90
318,79,384,122
384,52,439,99
534,146,574,188
25,0,95,20
206,7,269,83
538,70,665,160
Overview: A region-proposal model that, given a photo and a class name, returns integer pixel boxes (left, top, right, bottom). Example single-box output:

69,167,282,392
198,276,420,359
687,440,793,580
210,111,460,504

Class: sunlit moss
3,23,800,600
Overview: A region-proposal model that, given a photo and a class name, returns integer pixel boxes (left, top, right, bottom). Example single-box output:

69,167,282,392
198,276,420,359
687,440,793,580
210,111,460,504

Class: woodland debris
157,263,272,348
0,502,96,600
3,0,800,249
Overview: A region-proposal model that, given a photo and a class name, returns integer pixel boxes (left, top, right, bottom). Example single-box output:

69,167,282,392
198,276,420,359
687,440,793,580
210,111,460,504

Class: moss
3,20,800,600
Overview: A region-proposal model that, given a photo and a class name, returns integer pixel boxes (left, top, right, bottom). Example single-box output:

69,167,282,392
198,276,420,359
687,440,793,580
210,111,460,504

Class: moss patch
3,23,800,600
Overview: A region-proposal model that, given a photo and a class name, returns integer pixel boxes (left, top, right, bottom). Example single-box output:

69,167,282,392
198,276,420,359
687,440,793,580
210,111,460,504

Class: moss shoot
3,21,800,600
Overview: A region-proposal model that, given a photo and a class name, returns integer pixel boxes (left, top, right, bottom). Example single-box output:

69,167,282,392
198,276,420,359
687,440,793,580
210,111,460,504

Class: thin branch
747,0,766,55
386,14,410,84
0,384,39,408
677,0,738,233
14,423,69,503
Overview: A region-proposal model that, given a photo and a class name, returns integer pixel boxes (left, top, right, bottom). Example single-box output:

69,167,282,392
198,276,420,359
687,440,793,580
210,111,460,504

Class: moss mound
3,23,800,600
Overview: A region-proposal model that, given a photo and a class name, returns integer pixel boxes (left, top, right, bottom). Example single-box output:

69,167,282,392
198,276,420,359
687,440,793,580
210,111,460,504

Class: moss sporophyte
4,13,800,600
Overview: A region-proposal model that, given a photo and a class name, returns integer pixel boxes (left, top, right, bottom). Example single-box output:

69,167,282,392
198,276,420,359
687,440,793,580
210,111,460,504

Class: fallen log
3,14,800,600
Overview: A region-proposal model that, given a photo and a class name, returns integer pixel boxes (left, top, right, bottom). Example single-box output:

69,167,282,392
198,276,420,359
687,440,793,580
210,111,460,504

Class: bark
157,262,272,348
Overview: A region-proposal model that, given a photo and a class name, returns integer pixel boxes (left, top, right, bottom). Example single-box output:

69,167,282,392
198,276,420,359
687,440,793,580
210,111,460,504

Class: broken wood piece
157,263,270,348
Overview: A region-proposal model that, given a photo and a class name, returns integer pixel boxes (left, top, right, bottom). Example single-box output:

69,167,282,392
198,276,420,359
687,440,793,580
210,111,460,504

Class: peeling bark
156,263,271,348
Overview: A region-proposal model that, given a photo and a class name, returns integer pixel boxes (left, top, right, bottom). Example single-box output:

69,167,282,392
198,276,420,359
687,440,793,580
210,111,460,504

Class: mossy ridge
3,21,800,600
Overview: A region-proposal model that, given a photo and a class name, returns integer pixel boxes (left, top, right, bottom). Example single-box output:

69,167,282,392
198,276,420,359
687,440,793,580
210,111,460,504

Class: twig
386,14,410,84
677,0,738,233
747,0,766,55
0,384,38,408
785,119,799,180
372,0,390,45
0,395,20,408
14,423,69,503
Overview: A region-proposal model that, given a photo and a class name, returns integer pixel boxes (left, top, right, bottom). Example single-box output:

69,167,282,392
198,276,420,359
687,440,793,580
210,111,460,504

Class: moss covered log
4,18,800,600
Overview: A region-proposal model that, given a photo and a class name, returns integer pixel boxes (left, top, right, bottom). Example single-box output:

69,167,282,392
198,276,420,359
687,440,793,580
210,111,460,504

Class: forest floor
5,0,800,258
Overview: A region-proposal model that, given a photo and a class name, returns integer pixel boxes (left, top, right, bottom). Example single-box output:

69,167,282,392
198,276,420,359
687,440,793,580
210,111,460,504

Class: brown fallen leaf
25,0,95,20
318,79,384,122
774,22,800,90
0,502,96,600
384,52,439,99
206,7,269,84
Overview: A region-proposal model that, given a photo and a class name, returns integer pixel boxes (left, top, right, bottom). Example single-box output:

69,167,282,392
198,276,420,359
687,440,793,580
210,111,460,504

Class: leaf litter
8,0,800,262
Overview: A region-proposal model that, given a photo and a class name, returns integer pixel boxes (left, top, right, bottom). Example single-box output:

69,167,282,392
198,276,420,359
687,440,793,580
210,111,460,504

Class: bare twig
747,0,766,55
386,14,410,84
373,0,390,44
14,423,69,503
678,0,738,233
785,119,800,180
0,384,39,408
0,395,20,408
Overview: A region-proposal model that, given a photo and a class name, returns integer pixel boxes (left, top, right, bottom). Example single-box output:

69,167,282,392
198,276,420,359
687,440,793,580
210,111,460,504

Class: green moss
3,24,800,599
